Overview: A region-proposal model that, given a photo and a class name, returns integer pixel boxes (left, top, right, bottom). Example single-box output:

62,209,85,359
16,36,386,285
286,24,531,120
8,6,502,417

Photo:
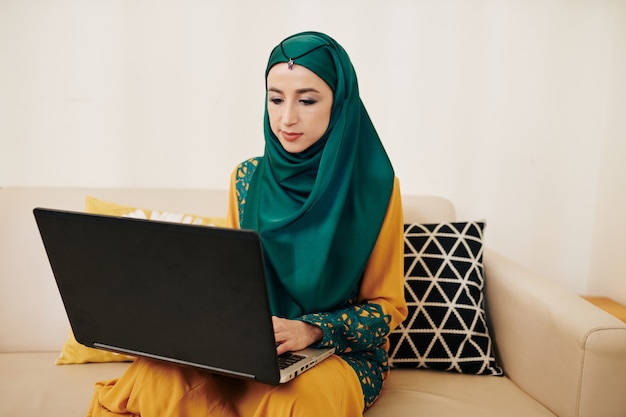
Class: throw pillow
56,330,135,364
84,196,228,227
388,221,503,376
55,196,228,365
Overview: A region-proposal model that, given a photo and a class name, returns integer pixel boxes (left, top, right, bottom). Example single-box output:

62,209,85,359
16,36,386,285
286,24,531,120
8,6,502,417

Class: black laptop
33,207,334,385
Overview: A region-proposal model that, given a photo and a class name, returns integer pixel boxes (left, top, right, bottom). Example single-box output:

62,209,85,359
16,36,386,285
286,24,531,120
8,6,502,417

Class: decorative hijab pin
280,42,330,71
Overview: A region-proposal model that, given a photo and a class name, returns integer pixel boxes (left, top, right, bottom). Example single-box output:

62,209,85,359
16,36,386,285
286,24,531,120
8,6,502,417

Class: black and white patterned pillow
388,221,503,376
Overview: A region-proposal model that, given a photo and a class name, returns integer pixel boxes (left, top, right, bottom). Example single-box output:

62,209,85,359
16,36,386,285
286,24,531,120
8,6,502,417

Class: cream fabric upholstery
1,187,625,417
485,249,626,417
367,369,555,417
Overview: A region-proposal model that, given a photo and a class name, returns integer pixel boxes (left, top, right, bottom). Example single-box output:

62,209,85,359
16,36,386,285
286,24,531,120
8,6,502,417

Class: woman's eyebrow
295,87,321,94
267,87,321,94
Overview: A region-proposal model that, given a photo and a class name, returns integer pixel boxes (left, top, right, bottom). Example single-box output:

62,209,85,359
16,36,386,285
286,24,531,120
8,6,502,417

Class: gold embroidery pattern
235,157,261,225
301,302,391,409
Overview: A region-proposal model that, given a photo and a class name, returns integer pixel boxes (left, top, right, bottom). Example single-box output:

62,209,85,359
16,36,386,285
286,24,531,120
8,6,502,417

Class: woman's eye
269,97,283,105
300,99,317,105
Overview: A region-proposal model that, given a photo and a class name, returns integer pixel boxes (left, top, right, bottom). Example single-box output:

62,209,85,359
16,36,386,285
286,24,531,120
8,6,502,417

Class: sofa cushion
0,352,131,417
56,197,228,364
388,221,503,375
366,369,556,417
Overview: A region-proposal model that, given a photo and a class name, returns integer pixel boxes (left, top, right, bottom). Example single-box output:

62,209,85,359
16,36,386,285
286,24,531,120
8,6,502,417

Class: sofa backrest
402,194,456,224
0,187,455,352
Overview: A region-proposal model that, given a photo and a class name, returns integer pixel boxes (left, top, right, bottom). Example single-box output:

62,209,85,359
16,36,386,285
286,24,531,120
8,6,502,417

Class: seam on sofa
577,326,626,417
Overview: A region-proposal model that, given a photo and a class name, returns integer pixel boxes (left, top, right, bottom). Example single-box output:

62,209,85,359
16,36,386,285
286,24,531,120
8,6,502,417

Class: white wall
587,6,626,304
2,0,625,303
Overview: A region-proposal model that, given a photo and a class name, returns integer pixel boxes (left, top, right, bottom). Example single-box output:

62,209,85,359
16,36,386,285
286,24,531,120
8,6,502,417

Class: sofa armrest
484,249,626,417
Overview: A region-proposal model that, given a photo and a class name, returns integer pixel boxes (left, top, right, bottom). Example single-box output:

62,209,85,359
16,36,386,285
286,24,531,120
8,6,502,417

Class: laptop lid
34,207,316,385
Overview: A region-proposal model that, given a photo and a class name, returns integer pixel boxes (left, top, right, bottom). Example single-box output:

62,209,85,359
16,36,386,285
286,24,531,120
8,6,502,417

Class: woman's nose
282,102,298,126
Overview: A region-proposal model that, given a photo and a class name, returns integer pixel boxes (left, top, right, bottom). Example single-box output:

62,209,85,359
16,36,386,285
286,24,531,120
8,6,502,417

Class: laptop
33,207,335,385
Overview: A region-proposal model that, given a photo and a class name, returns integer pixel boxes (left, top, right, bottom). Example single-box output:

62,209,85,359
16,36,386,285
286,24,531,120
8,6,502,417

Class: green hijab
242,32,394,319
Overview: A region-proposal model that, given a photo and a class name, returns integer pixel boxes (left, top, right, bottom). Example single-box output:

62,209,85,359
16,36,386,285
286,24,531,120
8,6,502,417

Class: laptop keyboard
277,352,306,369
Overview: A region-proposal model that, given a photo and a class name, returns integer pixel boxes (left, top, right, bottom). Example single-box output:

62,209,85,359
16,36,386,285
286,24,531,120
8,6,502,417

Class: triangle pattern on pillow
390,221,503,376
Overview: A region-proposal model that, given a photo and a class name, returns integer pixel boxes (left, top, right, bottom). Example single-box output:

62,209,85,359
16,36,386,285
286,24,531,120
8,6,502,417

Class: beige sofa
1,187,625,417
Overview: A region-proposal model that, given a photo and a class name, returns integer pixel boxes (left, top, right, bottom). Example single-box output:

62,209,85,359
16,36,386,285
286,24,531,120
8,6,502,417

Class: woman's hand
272,316,323,355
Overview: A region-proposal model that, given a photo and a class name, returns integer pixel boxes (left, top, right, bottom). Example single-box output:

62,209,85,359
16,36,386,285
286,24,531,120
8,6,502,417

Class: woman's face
266,63,333,154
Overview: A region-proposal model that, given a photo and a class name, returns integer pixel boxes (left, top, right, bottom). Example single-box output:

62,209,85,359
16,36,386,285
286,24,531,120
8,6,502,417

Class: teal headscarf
242,32,395,319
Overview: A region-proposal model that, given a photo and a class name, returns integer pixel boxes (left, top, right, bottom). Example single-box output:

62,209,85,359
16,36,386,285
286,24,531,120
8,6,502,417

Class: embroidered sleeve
300,303,391,409
299,302,390,353
234,157,261,225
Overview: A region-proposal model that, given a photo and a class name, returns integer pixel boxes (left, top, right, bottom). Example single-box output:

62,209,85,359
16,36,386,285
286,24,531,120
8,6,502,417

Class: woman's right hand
272,316,323,355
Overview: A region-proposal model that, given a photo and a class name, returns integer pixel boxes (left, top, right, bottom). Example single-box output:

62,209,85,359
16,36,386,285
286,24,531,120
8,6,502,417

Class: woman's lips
280,131,303,142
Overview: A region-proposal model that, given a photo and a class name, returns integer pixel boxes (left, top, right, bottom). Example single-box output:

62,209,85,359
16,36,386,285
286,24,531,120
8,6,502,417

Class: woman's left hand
272,316,323,355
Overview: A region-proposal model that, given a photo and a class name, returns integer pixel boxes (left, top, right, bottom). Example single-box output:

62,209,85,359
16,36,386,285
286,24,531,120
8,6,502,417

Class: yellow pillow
56,196,228,364
56,330,135,364
84,196,228,227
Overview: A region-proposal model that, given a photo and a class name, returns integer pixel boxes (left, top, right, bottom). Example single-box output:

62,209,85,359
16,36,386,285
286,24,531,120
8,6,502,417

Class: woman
88,31,406,417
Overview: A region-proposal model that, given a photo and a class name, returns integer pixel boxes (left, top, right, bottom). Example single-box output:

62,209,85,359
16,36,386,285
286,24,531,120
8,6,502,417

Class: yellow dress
86,169,406,417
